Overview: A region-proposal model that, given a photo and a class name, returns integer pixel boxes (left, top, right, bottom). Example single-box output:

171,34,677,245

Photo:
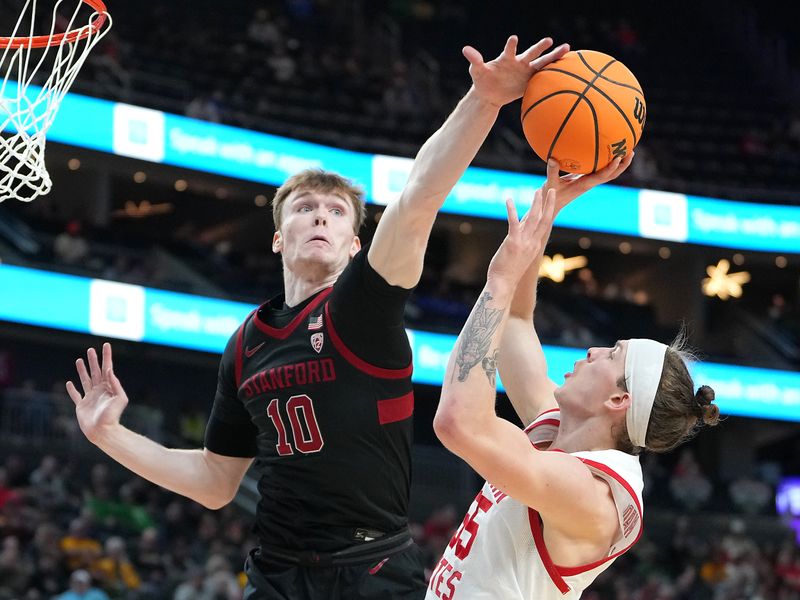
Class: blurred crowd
0,436,796,599
65,0,800,202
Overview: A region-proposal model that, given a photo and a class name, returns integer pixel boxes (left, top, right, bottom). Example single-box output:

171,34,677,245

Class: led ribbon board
1,264,798,422
3,86,798,253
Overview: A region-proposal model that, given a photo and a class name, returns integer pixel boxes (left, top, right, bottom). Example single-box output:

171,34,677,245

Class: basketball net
1,0,111,202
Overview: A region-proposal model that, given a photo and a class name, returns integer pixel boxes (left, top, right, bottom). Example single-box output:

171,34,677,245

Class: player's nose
313,209,328,226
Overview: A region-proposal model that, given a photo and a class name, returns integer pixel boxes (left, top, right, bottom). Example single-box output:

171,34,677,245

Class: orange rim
0,0,108,49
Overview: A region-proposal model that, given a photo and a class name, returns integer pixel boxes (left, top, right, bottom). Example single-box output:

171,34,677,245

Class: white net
1,0,111,202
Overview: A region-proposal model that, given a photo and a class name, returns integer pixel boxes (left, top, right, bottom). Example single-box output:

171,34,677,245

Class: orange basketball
521,50,646,174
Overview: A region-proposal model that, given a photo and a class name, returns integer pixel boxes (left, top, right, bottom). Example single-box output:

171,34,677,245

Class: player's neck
282,268,339,307
551,414,616,454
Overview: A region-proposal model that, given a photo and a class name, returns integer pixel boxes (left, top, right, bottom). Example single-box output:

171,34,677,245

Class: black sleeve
328,243,414,369
204,327,258,457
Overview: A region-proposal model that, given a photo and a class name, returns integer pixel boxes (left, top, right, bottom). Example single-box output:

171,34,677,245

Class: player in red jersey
67,36,570,599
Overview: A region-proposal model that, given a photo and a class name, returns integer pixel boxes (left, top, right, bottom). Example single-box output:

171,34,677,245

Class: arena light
539,254,588,283
702,259,750,300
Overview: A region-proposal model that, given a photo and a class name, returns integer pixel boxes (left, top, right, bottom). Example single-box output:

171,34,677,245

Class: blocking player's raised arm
368,36,569,289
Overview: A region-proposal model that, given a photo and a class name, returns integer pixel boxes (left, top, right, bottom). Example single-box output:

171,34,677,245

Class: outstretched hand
487,188,556,287
66,343,128,444
464,35,569,108
544,152,635,214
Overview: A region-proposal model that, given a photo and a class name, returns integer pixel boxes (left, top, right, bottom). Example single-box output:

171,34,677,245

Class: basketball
521,50,646,174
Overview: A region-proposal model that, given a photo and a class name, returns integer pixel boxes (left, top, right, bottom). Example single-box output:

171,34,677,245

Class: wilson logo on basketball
633,97,646,126
610,139,628,160
622,504,639,538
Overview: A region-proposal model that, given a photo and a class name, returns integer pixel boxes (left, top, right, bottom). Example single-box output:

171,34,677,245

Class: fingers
617,151,635,176
462,45,485,68
530,43,570,71
546,159,562,188
76,358,92,395
519,37,553,62
532,189,557,241
505,198,520,232
102,342,113,379
583,155,625,188
519,188,542,224
87,347,102,386
65,380,82,404
107,367,124,397
503,35,519,57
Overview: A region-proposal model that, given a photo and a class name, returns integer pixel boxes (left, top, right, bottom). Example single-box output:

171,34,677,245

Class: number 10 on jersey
266,394,325,455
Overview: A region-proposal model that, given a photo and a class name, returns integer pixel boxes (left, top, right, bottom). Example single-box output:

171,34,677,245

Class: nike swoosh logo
368,557,389,575
244,342,265,358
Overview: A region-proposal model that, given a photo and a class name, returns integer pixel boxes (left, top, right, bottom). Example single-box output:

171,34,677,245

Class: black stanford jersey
205,245,415,552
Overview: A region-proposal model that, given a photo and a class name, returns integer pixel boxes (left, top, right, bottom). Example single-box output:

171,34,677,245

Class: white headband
624,339,668,448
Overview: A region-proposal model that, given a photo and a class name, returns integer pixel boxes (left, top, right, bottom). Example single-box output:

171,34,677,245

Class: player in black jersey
66,35,570,599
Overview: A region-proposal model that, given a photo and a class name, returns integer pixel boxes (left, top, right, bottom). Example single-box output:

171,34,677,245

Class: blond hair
271,169,367,233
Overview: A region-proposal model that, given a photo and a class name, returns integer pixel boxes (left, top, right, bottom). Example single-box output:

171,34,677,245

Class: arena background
1,0,799,598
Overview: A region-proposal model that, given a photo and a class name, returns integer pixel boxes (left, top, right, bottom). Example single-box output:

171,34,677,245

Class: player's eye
331,207,343,216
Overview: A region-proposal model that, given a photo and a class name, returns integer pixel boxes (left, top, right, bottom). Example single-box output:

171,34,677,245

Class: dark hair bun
695,385,720,425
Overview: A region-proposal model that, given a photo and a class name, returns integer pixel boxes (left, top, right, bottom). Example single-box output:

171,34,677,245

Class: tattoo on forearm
453,292,504,386
482,350,499,387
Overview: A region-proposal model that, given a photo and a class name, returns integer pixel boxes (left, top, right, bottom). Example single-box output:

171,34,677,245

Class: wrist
484,278,515,303
89,422,123,446
466,85,504,110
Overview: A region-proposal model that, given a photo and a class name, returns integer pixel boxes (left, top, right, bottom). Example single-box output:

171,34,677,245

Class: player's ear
272,231,282,254
605,391,631,414
349,236,361,258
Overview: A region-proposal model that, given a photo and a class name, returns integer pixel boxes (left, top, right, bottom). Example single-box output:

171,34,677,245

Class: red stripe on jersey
557,458,643,576
324,303,413,379
527,508,571,594
523,418,560,434
253,288,333,339
377,392,414,424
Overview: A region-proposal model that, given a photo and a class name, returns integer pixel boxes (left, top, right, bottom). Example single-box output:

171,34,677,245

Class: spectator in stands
185,93,222,123
267,45,297,83
56,569,111,600
87,32,131,100
54,220,90,266
172,565,207,600
247,8,284,48
60,517,102,572
0,467,21,510
669,448,713,510
29,454,69,509
92,536,141,595
203,553,240,600
0,535,33,597
383,61,420,124
132,526,164,584
729,473,772,515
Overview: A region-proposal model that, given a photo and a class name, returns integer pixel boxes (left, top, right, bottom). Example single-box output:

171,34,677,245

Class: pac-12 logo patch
311,333,324,353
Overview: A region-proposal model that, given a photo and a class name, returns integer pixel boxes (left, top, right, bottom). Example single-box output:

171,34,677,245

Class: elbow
433,403,471,455
198,486,237,511
199,493,233,511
